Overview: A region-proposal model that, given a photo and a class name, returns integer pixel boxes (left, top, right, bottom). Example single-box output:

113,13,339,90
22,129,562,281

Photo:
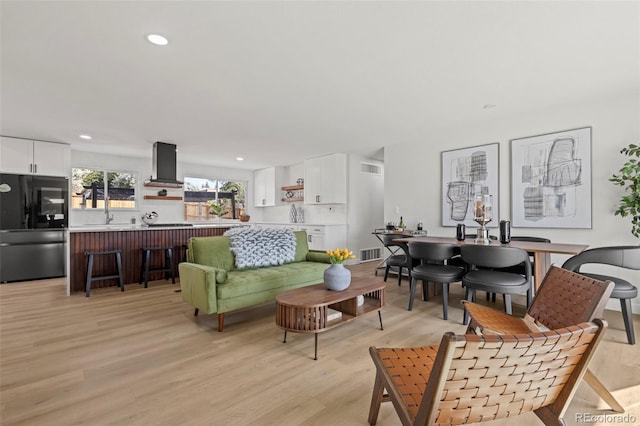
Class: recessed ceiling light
236,157,244,161
147,34,168,46
79,134,92,140
483,104,497,109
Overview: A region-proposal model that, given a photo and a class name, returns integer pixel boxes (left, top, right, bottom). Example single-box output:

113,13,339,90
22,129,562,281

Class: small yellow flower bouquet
326,248,356,264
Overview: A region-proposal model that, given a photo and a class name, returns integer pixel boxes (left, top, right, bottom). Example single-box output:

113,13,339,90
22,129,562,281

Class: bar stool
176,244,188,277
139,247,175,288
84,250,124,297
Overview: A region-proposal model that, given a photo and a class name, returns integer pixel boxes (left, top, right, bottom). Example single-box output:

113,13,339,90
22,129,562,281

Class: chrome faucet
105,196,114,224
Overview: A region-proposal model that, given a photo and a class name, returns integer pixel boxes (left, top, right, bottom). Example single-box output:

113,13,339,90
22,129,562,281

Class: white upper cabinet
0,137,70,177
253,166,285,207
304,153,347,205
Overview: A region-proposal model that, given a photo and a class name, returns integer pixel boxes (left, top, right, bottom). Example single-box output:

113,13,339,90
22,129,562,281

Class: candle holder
473,194,493,244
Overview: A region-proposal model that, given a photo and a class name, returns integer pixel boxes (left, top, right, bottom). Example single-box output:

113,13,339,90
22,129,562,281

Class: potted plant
206,199,228,220
609,143,640,237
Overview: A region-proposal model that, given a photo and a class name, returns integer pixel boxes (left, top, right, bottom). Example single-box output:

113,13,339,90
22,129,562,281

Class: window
183,177,246,222
71,168,137,209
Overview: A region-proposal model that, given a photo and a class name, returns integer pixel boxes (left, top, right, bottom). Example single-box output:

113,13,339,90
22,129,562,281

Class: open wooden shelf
143,181,183,188
143,195,182,200
282,197,304,202
282,184,304,191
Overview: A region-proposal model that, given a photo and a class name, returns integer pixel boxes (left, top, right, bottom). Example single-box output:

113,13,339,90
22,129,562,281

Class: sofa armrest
306,250,331,263
178,262,226,314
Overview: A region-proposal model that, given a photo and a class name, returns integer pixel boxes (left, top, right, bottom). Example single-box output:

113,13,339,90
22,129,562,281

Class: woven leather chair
462,265,623,412
460,245,532,324
380,234,412,286
406,242,464,319
562,245,639,345
368,319,607,425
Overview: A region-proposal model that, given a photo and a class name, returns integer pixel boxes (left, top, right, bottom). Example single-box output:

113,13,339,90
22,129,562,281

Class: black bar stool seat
84,250,124,297
139,247,175,288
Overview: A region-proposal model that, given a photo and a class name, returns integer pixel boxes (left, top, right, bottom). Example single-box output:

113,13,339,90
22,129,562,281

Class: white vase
324,263,351,291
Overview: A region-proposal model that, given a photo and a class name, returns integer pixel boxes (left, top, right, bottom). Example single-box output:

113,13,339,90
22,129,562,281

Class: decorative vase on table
324,264,351,291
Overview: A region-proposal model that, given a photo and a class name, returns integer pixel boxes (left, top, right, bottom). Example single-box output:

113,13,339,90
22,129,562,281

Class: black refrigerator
0,174,69,282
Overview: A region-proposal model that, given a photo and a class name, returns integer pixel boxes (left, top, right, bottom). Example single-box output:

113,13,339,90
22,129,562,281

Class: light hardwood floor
1,263,638,426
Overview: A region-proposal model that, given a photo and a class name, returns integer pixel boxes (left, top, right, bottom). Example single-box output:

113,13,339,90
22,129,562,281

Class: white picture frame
510,127,592,228
441,143,499,227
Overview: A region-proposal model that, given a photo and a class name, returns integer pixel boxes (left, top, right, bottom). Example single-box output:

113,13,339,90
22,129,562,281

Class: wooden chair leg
217,313,224,332
583,369,625,413
368,371,385,425
533,406,565,426
166,248,176,284
85,254,94,298
115,252,124,292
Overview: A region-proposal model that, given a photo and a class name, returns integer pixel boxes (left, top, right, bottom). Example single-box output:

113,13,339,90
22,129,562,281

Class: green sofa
179,230,331,332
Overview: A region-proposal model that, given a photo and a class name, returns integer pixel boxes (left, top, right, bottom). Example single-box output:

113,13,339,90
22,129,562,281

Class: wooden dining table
392,235,588,292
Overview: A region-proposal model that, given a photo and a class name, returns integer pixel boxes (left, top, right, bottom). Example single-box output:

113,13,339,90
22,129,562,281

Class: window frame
183,176,247,222
71,167,138,210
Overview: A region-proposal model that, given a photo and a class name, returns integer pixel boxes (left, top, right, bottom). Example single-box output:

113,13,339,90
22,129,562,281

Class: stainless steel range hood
151,142,183,184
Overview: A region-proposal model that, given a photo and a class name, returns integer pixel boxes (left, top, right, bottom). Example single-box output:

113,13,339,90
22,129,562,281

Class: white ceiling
1,1,638,170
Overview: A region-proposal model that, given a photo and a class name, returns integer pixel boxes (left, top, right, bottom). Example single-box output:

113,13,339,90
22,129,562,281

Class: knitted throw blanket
224,227,296,269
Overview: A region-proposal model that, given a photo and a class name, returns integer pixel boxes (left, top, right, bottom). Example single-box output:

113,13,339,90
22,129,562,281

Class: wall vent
360,247,382,262
360,162,382,175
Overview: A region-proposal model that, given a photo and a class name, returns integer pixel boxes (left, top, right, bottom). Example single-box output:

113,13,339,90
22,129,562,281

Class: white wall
347,154,384,262
384,92,639,312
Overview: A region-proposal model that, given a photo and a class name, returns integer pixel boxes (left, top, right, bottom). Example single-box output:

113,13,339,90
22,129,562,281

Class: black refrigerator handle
25,175,33,229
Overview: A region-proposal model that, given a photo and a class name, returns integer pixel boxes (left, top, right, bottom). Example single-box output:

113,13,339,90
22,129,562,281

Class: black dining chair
487,236,551,301
406,242,465,319
500,236,550,272
460,244,533,325
562,245,639,344
379,234,412,286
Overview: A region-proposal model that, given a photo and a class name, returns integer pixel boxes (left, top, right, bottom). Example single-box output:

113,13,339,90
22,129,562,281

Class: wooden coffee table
275,277,386,360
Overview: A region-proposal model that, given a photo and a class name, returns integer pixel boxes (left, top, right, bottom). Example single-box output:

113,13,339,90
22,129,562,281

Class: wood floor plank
1,263,638,425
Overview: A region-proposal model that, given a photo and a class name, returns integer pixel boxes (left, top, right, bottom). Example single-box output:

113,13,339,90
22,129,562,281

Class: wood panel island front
67,224,242,294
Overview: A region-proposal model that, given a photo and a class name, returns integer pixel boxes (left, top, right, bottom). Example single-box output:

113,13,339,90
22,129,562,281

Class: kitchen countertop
68,222,248,232
255,222,346,226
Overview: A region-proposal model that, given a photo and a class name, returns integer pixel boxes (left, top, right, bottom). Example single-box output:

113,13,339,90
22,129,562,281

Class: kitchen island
67,223,245,295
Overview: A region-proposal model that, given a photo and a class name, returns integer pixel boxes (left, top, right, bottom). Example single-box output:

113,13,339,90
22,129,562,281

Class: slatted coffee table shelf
275,277,386,360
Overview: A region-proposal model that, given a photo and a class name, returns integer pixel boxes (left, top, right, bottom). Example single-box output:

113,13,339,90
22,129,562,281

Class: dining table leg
532,251,551,292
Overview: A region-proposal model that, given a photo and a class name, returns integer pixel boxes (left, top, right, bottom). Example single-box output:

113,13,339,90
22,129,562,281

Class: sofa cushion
189,236,236,271
306,250,330,263
217,262,330,299
224,227,296,269
293,231,309,262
